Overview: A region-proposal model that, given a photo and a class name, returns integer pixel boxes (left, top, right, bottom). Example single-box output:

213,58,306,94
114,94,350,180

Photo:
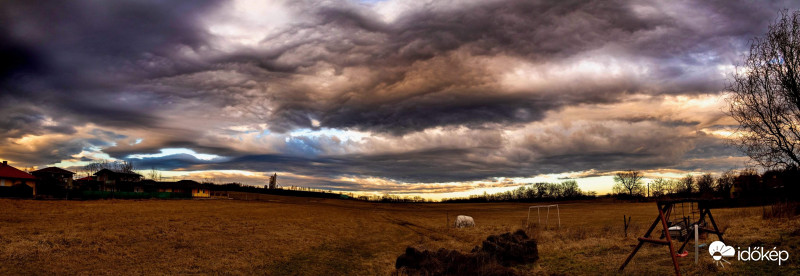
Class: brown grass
762,201,800,219
0,195,797,275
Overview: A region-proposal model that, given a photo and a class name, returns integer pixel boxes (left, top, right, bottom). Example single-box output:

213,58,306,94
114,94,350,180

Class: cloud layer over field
1,0,796,195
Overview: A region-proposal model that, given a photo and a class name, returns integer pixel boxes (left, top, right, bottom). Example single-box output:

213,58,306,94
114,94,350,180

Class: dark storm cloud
0,0,220,83
130,150,513,183
5,140,87,166
0,0,222,133
128,153,219,170
126,120,702,183
2,0,796,187
0,0,224,166
188,0,800,134
0,104,48,140
234,1,626,133
319,91,554,134
3,0,792,136
682,131,742,160
0,126,133,166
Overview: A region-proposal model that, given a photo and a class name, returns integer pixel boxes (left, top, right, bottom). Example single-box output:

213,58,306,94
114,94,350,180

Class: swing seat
675,250,689,258
661,221,689,241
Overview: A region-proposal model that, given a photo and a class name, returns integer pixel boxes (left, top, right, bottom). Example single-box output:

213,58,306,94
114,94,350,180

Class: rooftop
94,168,142,177
0,161,36,180
32,167,75,175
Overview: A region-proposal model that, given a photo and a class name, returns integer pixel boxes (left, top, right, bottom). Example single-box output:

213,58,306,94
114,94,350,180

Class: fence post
557,205,561,229
623,215,628,237
694,224,699,264
526,207,531,228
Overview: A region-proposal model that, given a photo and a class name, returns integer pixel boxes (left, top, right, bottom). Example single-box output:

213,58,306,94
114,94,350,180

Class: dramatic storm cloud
1,0,797,196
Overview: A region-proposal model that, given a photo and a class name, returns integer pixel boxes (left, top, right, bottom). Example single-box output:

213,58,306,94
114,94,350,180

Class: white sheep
454,215,475,228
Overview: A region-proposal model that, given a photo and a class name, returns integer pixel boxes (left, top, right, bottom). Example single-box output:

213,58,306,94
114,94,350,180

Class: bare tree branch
728,10,800,170
613,170,643,196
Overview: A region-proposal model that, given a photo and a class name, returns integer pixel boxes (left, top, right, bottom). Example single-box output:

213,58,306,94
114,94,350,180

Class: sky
2,0,799,199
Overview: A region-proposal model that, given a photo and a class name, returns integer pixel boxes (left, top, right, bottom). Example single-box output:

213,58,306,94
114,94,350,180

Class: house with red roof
0,161,37,196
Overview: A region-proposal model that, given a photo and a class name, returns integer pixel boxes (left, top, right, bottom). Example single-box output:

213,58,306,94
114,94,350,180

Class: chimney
2,161,6,165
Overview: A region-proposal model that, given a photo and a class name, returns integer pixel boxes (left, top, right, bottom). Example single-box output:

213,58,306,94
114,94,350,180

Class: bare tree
82,160,136,175
117,161,135,173
681,174,695,194
696,173,715,193
649,178,672,197
560,180,582,198
613,170,644,196
716,170,737,196
83,161,104,176
728,10,800,169
665,179,683,195
148,167,162,181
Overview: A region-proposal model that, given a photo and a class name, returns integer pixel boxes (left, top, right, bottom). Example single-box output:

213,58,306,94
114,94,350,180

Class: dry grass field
0,194,797,275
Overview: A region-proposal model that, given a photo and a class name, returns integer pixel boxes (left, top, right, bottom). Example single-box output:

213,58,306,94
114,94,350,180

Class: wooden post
546,207,550,229
557,205,561,229
623,215,631,237
526,207,531,228
620,203,682,276
694,224,699,264
619,207,665,271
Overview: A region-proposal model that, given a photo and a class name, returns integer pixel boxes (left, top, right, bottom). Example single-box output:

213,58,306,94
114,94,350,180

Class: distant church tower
268,173,277,189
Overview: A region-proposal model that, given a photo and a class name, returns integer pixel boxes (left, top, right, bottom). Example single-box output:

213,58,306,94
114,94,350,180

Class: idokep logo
708,241,790,267
737,245,790,266
709,241,735,267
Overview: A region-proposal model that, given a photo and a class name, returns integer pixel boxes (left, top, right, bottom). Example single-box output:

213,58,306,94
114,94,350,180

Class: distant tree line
202,182,361,200
613,168,799,200
354,194,433,203
617,172,735,198
441,180,596,203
